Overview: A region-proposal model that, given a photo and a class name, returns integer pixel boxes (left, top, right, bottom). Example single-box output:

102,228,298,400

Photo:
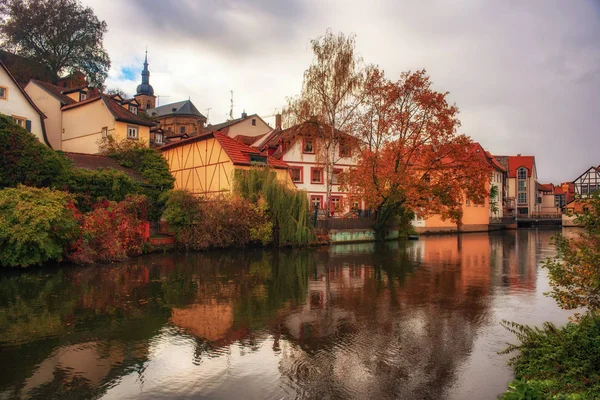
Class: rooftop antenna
205,107,212,123
156,95,170,106
229,90,234,121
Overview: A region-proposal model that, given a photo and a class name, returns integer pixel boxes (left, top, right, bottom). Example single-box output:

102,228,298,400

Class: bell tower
134,50,156,111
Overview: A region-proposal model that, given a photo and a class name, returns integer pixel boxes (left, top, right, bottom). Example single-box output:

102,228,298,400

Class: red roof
538,183,553,192
214,132,288,169
159,131,288,169
29,80,76,105
500,155,535,178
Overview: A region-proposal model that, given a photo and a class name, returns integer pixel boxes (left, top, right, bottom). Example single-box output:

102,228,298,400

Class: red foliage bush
68,195,148,264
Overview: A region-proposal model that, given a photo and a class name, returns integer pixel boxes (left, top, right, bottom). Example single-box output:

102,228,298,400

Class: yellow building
160,131,292,196
61,94,152,154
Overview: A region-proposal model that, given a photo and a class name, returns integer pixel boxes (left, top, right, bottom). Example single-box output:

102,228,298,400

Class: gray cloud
83,0,600,183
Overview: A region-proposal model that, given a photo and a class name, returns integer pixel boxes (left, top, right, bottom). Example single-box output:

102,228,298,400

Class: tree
285,30,367,216
544,193,600,313
344,69,491,237
490,184,500,217
0,0,110,88
0,114,70,189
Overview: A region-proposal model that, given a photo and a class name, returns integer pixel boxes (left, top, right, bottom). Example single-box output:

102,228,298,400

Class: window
518,167,527,180
180,126,186,134
290,167,303,183
332,169,342,185
330,197,342,212
303,138,314,154
311,168,323,184
518,180,526,191
80,92,87,101
127,125,139,140
12,115,26,128
102,127,108,138
0,86,7,99
582,185,589,195
147,101,151,109
155,132,163,145
339,141,351,157
249,155,267,165
252,118,256,126
311,196,323,210
518,192,527,204
352,200,361,210
129,105,138,115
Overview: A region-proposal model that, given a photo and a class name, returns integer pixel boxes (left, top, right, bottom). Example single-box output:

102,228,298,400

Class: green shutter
25,120,31,132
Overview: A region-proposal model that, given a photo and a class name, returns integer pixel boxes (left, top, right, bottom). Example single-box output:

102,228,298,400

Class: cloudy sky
81,0,600,183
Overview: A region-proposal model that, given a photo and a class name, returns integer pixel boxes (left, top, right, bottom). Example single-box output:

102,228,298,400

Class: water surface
0,229,575,399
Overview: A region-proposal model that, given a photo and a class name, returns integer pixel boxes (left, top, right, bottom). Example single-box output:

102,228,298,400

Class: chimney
275,113,282,129
241,110,247,118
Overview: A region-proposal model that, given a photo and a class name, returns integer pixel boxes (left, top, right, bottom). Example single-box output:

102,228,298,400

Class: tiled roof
214,132,288,169
233,133,264,146
146,100,205,119
483,150,506,172
538,183,553,192
62,152,145,182
29,80,76,105
61,84,88,94
61,95,154,126
102,96,154,126
159,131,288,169
494,155,535,178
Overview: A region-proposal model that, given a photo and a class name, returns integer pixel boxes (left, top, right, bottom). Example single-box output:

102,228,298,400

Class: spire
136,48,154,96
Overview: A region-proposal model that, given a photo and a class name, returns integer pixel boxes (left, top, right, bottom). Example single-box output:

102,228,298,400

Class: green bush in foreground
0,186,78,267
500,314,600,399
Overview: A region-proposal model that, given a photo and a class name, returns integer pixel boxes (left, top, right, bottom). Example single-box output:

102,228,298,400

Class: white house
0,61,49,146
257,121,360,215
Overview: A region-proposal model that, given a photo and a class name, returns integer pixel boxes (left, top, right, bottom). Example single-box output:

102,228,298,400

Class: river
0,228,577,399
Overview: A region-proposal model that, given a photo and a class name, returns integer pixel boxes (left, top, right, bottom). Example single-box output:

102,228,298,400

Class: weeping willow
234,169,315,245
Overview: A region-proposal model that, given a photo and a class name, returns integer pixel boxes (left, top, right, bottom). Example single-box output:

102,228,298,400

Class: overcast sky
81,0,600,183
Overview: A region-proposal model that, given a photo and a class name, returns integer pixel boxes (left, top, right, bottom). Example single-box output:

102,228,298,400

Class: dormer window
129,105,138,115
518,167,527,180
155,132,163,145
80,92,87,101
249,155,267,165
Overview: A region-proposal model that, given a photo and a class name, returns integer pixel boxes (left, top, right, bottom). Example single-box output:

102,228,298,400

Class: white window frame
80,92,87,101
518,192,527,204
127,125,139,140
518,167,527,180
12,115,26,128
129,105,138,115
155,132,163,145
102,126,108,138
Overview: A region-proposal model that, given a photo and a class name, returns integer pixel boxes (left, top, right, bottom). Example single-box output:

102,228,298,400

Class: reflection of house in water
276,241,497,399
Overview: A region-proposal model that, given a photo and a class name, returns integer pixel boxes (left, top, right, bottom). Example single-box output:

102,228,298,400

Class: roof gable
204,114,270,135
494,155,536,178
28,80,77,105
0,61,46,119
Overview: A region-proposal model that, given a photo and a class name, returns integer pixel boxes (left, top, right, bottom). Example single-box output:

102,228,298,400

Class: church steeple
136,49,154,97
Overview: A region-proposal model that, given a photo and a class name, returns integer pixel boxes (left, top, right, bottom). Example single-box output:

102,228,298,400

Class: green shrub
162,190,272,250
60,167,140,212
500,314,600,399
0,186,79,267
0,114,70,189
99,137,174,220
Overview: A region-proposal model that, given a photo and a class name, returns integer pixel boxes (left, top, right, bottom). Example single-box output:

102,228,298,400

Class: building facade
0,61,49,146
494,155,539,217
160,131,292,196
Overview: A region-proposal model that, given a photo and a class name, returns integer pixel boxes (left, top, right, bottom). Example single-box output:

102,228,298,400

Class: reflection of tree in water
276,239,498,400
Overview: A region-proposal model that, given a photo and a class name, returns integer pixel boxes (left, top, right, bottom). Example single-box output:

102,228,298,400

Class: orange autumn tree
344,69,491,237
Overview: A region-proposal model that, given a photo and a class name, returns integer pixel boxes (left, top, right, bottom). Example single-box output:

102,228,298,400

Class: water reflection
0,229,571,399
